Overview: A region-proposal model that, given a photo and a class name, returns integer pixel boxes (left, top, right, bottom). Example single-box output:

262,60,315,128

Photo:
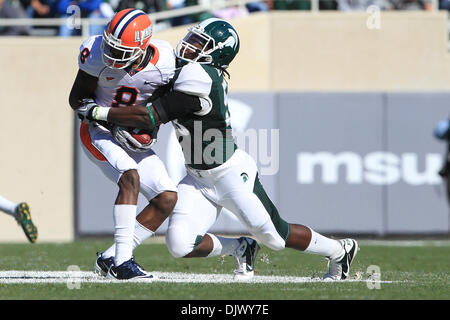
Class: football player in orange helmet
69,9,178,280
101,8,154,69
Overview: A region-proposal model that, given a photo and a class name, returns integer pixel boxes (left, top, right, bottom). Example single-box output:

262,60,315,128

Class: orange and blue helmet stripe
109,9,147,39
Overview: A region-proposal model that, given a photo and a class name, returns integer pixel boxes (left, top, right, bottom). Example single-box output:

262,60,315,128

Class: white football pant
81,123,177,200
166,149,288,258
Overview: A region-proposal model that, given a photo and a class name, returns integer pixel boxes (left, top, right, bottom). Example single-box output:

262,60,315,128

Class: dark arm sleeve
69,69,98,110
152,90,203,124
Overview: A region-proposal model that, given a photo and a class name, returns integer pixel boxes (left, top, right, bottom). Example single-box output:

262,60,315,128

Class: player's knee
265,237,285,251
250,222,285,251
118,170,140,194
167,240,194,258
255,232,285,251
155,191,177,214
166,229,195,258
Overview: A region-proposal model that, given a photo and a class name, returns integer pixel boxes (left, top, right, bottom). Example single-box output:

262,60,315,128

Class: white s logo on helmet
224,29,238,50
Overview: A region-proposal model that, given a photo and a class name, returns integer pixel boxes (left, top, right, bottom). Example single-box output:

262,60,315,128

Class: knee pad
156,191,178,213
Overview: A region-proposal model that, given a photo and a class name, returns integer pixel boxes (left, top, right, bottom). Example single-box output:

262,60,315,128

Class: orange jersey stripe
149,44,159,65
80,123,107,162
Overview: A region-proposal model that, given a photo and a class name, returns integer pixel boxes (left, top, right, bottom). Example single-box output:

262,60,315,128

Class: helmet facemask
176,27,215,64
101,30,145,69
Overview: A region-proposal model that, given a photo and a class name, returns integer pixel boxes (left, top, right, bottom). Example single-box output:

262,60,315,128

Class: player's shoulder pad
150,38,176,83
173,62,212,97
78,35,104,77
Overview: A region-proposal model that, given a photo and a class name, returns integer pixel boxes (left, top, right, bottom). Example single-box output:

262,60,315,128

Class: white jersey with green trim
77,35,175,108
170,62,236,170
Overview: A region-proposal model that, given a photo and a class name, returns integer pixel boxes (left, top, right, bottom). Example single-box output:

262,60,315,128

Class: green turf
0,239,449,300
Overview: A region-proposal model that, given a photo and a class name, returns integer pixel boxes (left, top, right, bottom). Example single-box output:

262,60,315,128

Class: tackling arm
107,105,159,129
104,90,205,130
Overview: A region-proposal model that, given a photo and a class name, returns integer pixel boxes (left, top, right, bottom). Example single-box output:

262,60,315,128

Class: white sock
207,234,241,258
0,195,18,216
103,221,155,259
113,204,137,266
305,228,344,260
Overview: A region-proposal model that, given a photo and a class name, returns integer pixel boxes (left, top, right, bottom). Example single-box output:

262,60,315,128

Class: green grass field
0,238,449,300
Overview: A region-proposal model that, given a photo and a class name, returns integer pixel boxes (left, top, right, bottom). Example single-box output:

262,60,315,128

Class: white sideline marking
0,271,396,285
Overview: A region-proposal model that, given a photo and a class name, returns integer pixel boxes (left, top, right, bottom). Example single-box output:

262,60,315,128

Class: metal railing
0,0,443,38
0,0,286,37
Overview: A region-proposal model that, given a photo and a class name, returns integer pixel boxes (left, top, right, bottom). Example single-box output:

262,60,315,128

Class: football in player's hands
130,128,152,146
112,125,156,152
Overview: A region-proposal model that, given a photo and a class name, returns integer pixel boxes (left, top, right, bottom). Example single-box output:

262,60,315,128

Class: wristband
92,106,110,121
146,104,156,127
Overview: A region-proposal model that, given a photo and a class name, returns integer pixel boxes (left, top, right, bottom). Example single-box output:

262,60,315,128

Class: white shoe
323,239,359,281
233,237,260,280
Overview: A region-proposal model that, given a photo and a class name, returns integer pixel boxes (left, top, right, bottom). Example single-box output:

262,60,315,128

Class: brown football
130,128,152,145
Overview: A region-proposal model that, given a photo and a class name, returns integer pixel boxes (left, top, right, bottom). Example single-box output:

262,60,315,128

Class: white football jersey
78,35,175,108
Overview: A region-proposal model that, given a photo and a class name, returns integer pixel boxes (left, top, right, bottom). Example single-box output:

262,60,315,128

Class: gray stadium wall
76,92,450,236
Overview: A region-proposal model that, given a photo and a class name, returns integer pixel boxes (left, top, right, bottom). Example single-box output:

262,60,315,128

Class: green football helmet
176,18,240,69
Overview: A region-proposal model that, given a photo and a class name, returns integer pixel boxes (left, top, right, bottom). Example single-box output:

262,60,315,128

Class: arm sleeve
152,91,206,124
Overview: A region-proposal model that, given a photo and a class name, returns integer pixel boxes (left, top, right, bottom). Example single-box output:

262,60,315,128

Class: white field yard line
0,271,398,285
358,240,450,247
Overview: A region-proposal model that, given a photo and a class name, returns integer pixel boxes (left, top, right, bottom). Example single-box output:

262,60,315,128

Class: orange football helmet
101,9,153,69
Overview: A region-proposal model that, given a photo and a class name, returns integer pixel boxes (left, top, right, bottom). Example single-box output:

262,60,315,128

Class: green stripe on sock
253,174,290,240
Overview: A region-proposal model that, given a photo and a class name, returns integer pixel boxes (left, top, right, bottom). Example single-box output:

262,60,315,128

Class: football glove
76,99,98,124
112,125,155,153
